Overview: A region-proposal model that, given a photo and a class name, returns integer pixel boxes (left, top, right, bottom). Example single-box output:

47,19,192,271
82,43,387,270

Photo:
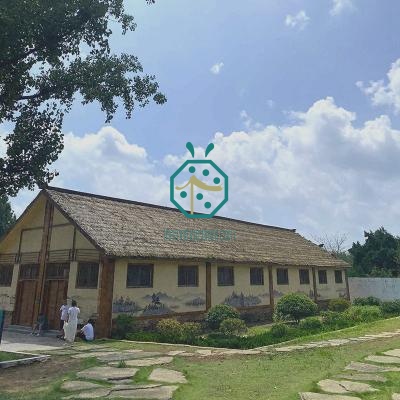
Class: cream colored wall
211,264,270,307
316,268,347,300
113,259,207,317
75,230,96,250
0,264,19,311
50,225,74,250
272,266,314,300
67,261,99,323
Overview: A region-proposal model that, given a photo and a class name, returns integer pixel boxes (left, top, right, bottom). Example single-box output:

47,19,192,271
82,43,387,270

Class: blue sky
5,0,400,247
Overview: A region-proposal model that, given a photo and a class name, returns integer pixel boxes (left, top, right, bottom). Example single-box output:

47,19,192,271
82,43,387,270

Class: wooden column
96,257,115,338
268,265,274,310
32,199,54,326
311,267,318,302
344,269,350,301
206,262,211,310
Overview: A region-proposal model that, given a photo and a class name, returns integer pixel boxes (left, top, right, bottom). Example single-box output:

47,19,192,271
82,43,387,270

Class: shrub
344,305,382,323
353,296,381,306
112,314,137,339
270,322,289,338
276,293,318,323
299,316,323,332
321,311,353,329
219,318,248,336
126,331,162,342
380,300,400,315
181,322,202,344
205,304,240,330
156,319,183,343
328,298,351,312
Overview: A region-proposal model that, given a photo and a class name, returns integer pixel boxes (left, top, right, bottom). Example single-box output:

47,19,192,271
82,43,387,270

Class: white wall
349,277,400,300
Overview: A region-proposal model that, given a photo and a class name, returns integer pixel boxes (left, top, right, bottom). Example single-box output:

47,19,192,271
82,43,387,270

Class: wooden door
14,264,39,326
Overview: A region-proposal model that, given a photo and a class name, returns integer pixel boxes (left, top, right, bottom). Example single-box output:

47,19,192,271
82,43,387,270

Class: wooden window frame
126,264,154,288
217,266,234,286
19,264,39,280
318,269,328,284
299,269,310,285
276,268,289,285
334,269,343,284
0,264,13,287
76,262,99,289
178,265,199,287
250,267,264,285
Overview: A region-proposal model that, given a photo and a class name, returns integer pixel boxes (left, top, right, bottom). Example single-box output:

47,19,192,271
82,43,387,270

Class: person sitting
78,319,95,342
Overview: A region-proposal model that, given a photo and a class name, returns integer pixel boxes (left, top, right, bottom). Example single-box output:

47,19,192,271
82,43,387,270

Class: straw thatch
46,187,349,268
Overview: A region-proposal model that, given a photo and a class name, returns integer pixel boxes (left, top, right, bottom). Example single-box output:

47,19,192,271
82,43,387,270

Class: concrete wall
349,277,400,301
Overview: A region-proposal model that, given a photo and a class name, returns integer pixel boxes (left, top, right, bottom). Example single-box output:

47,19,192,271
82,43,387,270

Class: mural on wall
223,291,265,307
113,291,207,316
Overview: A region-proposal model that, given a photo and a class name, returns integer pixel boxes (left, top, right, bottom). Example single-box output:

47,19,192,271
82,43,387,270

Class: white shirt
68,306,80,322
81,323,94,341
60,305,69,321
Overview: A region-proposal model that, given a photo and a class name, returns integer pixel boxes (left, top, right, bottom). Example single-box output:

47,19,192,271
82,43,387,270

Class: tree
0,0,166,196
312,233,352,264
0,196,16,237
349,227,400,277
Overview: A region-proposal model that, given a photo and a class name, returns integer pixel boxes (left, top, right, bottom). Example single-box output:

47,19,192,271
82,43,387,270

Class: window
299,269,310,285
318,269,328,284
46,263,69,279
218,266,234,286
76,262,99,288
335,270,343,284
0,265,13,286
277,268,289,285
250,267,264,285
178,265,198,287
19,264,39,280
127,264,153,288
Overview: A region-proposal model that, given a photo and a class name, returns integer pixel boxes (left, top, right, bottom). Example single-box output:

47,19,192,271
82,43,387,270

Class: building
0,187,350,337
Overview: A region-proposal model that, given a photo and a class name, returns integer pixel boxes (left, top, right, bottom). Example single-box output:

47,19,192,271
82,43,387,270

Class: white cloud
330,0,355,16
8,98,400,244
357,58,400,114
285,10,310,30
210,62,224,75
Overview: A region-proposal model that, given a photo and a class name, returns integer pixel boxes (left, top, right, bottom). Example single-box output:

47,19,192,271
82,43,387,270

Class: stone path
299,346,400,399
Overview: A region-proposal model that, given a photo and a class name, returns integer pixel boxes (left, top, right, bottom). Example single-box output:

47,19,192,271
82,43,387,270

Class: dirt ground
0,357,82,392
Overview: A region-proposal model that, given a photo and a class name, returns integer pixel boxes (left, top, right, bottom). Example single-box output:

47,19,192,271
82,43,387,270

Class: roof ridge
45,186,296,232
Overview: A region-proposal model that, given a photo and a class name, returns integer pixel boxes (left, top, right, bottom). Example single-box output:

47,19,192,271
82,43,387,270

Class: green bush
380,300,400,315
156,319,183,343
299,316,323,332
276,293,318,323
328,298,351,312
112,314,137,339
270,322,289,338
321,311,353,329
126,331,162,342
205,304,240,330
219,318,248,336
344,305,382,323
181,322,202,344
353,296,381,306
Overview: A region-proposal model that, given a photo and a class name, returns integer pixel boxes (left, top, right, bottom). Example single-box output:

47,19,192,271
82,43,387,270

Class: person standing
64,300,80,344
58,301,69,339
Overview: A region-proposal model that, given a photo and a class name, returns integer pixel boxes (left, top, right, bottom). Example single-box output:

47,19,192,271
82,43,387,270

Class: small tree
0,196,16,237
276,293,318,323
205,304,240,330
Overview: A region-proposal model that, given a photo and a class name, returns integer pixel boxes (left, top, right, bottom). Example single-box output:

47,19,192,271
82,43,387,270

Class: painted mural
113,291,207,316
223,291,267,307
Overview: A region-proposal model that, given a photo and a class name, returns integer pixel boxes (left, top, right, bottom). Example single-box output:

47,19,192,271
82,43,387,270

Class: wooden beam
268,265,274,309
344,269,350,301
32,199,54,326
96,257,115,338
206,262,211,310
311,267,318,302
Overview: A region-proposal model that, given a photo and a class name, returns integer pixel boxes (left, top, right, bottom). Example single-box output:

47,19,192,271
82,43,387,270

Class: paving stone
76,366,138,381
178,352,196,357
317,380,348,394
384,349,400,357
393,394,400,400
97,351,161,362
275,345,305,352
61,381,104,392
196,349,213,356
110,357,173,367
108,379,133,385
149,368,187,384
345,362,400,373
335,373,387,382
46,349,79,356
317,379,377,394
299,393,361,400
167,350,186,356
107,385,178,399
71,352,115,359
327,339,350,346
62,388,111,399
76,345,112,351
112,384,161,391
218,349,262,355
365,355,400,364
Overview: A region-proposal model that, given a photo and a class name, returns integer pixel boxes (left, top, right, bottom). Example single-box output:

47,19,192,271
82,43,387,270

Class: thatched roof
45,187,349,268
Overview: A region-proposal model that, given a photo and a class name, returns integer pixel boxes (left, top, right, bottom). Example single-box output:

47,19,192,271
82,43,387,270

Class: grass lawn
0,351,28,362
